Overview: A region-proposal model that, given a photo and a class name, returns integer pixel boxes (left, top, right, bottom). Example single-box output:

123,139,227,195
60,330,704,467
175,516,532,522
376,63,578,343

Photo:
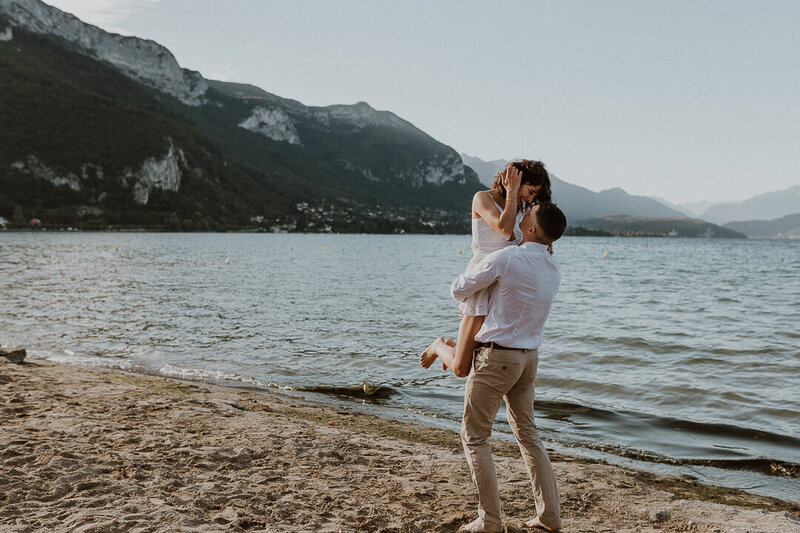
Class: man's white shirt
450,241,561,350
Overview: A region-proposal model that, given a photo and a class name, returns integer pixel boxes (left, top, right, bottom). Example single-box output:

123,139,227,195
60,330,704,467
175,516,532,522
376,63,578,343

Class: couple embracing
421,160,566,532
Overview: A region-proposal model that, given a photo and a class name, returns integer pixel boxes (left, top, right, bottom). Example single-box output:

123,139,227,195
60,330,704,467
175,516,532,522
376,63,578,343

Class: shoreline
18,352,800,501
2,359,799,532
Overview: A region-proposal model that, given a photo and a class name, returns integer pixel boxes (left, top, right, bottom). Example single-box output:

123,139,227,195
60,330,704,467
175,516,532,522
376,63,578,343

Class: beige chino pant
461,346,561,531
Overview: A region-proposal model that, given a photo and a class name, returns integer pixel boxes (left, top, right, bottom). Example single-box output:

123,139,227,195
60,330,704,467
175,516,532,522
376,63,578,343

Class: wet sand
2,358,799,533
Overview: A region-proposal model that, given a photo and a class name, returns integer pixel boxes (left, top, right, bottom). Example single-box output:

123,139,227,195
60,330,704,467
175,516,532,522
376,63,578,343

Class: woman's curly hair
490,159,552,205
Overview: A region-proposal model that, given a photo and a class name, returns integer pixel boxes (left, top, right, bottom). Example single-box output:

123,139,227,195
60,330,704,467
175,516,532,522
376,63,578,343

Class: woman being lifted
420,159,553,376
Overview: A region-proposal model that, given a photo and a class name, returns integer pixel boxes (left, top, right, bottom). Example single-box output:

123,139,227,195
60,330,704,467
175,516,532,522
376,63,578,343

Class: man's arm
450,249,508,302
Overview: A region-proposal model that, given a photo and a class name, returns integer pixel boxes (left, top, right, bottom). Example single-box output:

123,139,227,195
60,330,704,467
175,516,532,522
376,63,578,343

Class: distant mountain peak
699,185,800,224
312,101,409,131
599,187,626,195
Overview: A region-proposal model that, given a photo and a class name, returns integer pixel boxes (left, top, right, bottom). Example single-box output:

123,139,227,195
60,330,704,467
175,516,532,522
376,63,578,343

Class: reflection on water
1,233,798,502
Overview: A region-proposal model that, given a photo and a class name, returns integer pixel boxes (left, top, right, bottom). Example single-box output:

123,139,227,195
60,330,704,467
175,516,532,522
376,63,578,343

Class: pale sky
47,0,800,204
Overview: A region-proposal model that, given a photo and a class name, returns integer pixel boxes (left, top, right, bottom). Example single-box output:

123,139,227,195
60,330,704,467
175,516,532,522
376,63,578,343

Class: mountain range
576,215,745,239
0,0,480,232
460,154,687,222
0,0,794,237
696,186,800,225
724,212,800,239
465,155,798,238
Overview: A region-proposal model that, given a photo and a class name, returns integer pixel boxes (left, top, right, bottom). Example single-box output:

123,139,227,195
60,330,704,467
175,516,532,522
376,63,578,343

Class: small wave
535,399,800,478
156,363,283,390
565,335,694,355
537,400,594,414
705,346,780,357
30,348,142,371
294,383,396,401
593,353,647,365
565,441,800,478
563,335,783,359
29,351,292,393
679,355,731,366
683,458,800,477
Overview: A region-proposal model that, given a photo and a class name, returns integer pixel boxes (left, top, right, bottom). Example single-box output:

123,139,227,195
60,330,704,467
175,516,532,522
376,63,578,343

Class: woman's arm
473,165,521,237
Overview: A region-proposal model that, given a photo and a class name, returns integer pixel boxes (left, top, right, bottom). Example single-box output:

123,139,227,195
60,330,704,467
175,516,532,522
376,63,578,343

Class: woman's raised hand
501,164,522,192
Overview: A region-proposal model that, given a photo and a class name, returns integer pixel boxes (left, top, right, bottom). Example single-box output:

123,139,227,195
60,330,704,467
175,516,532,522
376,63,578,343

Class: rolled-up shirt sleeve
450,249,507,302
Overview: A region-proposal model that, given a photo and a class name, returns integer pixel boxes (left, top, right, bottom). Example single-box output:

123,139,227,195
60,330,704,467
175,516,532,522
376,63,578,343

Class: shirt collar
520,241,550,253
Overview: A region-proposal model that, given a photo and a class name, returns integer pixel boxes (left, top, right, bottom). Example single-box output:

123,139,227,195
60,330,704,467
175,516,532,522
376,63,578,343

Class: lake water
2,233,799,503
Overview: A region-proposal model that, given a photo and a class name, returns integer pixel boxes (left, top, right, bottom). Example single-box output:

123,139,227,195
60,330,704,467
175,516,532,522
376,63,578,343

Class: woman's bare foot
524,517,560,531
420,337,443,368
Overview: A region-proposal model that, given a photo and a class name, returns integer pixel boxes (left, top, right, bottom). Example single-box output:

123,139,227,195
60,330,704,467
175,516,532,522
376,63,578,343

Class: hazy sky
47,0,800,204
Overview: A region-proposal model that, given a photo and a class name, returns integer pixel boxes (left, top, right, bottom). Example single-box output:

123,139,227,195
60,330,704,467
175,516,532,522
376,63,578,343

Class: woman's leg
421,315,485,377
450,314,484,374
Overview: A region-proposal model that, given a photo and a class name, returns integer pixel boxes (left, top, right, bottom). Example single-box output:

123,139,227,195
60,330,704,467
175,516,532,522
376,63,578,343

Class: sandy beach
1,358,799,533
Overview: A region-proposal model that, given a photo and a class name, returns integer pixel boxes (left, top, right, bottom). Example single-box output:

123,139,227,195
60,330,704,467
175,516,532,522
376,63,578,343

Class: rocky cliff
0,0,207,105
206,82,477,192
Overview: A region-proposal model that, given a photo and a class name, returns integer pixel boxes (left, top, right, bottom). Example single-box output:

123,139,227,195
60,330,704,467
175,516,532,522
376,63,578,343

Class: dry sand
1,358,799,533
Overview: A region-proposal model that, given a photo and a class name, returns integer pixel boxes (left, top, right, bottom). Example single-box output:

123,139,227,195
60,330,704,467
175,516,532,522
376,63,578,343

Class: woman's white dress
458,200,523,316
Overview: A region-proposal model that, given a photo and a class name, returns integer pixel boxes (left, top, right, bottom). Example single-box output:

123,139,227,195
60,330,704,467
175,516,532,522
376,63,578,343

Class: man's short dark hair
535,203,567,243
